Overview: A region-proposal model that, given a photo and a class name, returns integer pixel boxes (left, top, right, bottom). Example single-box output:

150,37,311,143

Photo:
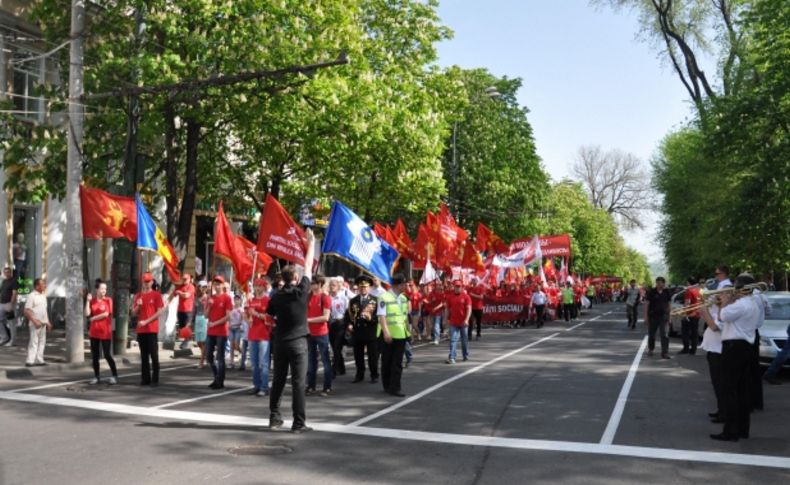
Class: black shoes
269,416,284,429
711,417,725,424
678,349,689,355
386,390,406,397
708,411,720,418
291,425,313,434
764,375,782,385
209,381,224,390
370,377,378,384
247,388,260,395
710,433,738,442
352,377,364,383
661,353,671,359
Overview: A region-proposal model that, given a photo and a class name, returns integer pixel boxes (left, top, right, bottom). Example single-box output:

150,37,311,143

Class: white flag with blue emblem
322,201,400,284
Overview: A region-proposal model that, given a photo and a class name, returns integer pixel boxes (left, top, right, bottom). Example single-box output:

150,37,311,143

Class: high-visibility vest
377,290,409,339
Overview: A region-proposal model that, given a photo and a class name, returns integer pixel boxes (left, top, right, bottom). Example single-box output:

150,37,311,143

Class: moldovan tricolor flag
257,193,306,264
136,194,181,283
80,185,137,241
322,201,399,284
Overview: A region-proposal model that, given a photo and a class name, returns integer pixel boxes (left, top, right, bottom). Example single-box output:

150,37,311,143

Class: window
12,48,44,121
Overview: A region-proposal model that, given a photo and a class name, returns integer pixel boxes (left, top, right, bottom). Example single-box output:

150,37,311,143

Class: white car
758,292,790,364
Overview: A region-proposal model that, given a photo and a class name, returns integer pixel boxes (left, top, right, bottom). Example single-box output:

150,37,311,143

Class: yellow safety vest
377,290,409,339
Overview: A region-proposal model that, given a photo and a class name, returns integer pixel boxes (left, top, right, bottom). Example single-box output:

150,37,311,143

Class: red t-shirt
307,293,331,337
135,290,163,334
247,295,272,341
407,290,422,313
428,292,445,316
684,286,701,318
445,291,472,326
176,283,195,313
89,297,113,340
469,285,486,311
207,293,233,337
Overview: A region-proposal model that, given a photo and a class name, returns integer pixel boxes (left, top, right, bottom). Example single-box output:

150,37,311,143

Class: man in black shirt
645,276,672,358
266,229,315,433
0,266,19,346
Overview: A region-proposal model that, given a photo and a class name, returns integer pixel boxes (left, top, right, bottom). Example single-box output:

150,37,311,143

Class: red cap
142,272,154,283
212,275,225,284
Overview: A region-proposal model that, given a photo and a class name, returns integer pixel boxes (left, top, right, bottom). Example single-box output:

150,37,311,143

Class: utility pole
65,0,85,363
112,5,145,355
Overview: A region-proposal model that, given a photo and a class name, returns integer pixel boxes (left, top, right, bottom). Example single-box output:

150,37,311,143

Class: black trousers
329,320,347,375
269,337,308,428
534,305,545,327
706,351,724,414
681,317,700,352
380,337,406,394
626,304,639,328
750,332,763,411
468,309,483,339
206,335,227,385
353,337,379,379
137,333,159,384
721,340,752,438
647,315,669,354
90,338,117,378
562,303,574,322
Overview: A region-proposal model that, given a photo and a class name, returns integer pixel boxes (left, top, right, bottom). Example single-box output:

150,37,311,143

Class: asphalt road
1,303,788,485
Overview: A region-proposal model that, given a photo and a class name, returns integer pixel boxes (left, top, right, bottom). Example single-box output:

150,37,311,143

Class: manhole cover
228,444,294,456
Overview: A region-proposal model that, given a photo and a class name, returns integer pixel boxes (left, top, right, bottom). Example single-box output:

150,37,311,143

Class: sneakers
108,376,117,385
432,340,439,346
305,388,316,396
255,389,269,397
89,378,99,385
320,388,332,397
445,358,456,364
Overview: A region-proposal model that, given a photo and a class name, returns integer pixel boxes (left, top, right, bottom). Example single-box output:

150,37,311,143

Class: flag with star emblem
322,201,399,284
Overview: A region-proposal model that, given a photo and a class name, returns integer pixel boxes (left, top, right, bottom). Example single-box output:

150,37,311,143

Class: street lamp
451,86,501,220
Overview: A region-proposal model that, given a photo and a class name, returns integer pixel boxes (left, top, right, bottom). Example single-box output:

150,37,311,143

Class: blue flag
322,201,400,284
135,193,181,281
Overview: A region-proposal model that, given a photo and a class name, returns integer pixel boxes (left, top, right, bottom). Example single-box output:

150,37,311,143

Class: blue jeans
249,339,271,391
405,340,413,362
206,335,227,384
448,325,469,360
432,315,443,341
307,334,332,391
239,339,248,369
765,323,790,377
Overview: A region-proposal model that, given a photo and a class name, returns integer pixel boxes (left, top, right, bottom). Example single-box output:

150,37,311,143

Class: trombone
670,282,768,316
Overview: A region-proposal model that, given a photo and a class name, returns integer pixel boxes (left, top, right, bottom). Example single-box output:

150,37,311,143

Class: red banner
257,193,306,264
509,234,572,258
482,294,531,323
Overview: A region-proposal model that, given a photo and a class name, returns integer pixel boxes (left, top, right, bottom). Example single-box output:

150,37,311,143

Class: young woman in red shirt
85,279,117,385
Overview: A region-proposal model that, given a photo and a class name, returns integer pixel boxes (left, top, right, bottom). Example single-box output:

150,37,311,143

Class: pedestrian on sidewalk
445,279,471,364
267,228,316,433
0,265,18,346
131,273,166,386
206,275,232,389
23,278,50,367
85,279,118,384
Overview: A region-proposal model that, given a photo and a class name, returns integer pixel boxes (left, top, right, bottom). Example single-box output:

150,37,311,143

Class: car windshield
766,296,790,320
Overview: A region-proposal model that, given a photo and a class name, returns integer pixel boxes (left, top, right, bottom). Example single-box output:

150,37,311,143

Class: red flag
80,185,137,241
257,193,306,264
460,240,485,274
215,202,252,287
543,258,557,282
392,219,413,257
411,223,435,270
373,223,397,248
475,222,507,254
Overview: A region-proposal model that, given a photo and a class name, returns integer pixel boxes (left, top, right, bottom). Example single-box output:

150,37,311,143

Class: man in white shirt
530,286,547,328
24,278,51,367
715,265,733,289
702,274,762,441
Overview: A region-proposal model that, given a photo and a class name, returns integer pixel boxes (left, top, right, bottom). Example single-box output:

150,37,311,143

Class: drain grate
227,444,294,456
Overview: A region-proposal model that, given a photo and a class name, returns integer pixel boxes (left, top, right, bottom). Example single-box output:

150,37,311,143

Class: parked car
758,291,790,365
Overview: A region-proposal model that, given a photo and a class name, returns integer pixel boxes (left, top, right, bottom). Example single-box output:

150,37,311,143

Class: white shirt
532,291,547,306
625,286,640,306
700,305,722,354
329,292,349,321
716,296,762,343
24,290,49,324
717,278,733,289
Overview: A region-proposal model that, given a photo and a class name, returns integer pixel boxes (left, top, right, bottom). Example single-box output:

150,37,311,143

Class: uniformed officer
378,274,410,397
345,275,380,383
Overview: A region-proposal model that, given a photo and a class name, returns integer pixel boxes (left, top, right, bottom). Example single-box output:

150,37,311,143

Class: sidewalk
0,326,196,380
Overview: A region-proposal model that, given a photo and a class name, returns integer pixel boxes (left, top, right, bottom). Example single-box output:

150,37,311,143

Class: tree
571,145,651,229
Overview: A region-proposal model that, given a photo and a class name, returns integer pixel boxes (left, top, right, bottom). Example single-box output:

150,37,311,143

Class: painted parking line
0,389,788,470
600,335,648,444
6,362,198,393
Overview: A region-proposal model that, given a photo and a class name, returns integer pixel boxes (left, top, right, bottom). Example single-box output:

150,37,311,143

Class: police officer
378,274,410,398
345,275,379,383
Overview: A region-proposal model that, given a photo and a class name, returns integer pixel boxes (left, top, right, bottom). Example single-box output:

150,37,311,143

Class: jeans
681,317,700,352
764,323,790,377
647,315,669,354
270,337,308,428
432,315,443,341
249,339,271,391
137,332,159,384
405,340,413,362
206,335,227,385
448,325,469,360
307,334,332,391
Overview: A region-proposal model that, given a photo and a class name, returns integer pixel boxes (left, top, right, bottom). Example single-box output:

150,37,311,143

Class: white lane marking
7,363,198,393
152,385,255,409
0,389,788,470
348,332,563,427
566,314,602,331
600,335,648,445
